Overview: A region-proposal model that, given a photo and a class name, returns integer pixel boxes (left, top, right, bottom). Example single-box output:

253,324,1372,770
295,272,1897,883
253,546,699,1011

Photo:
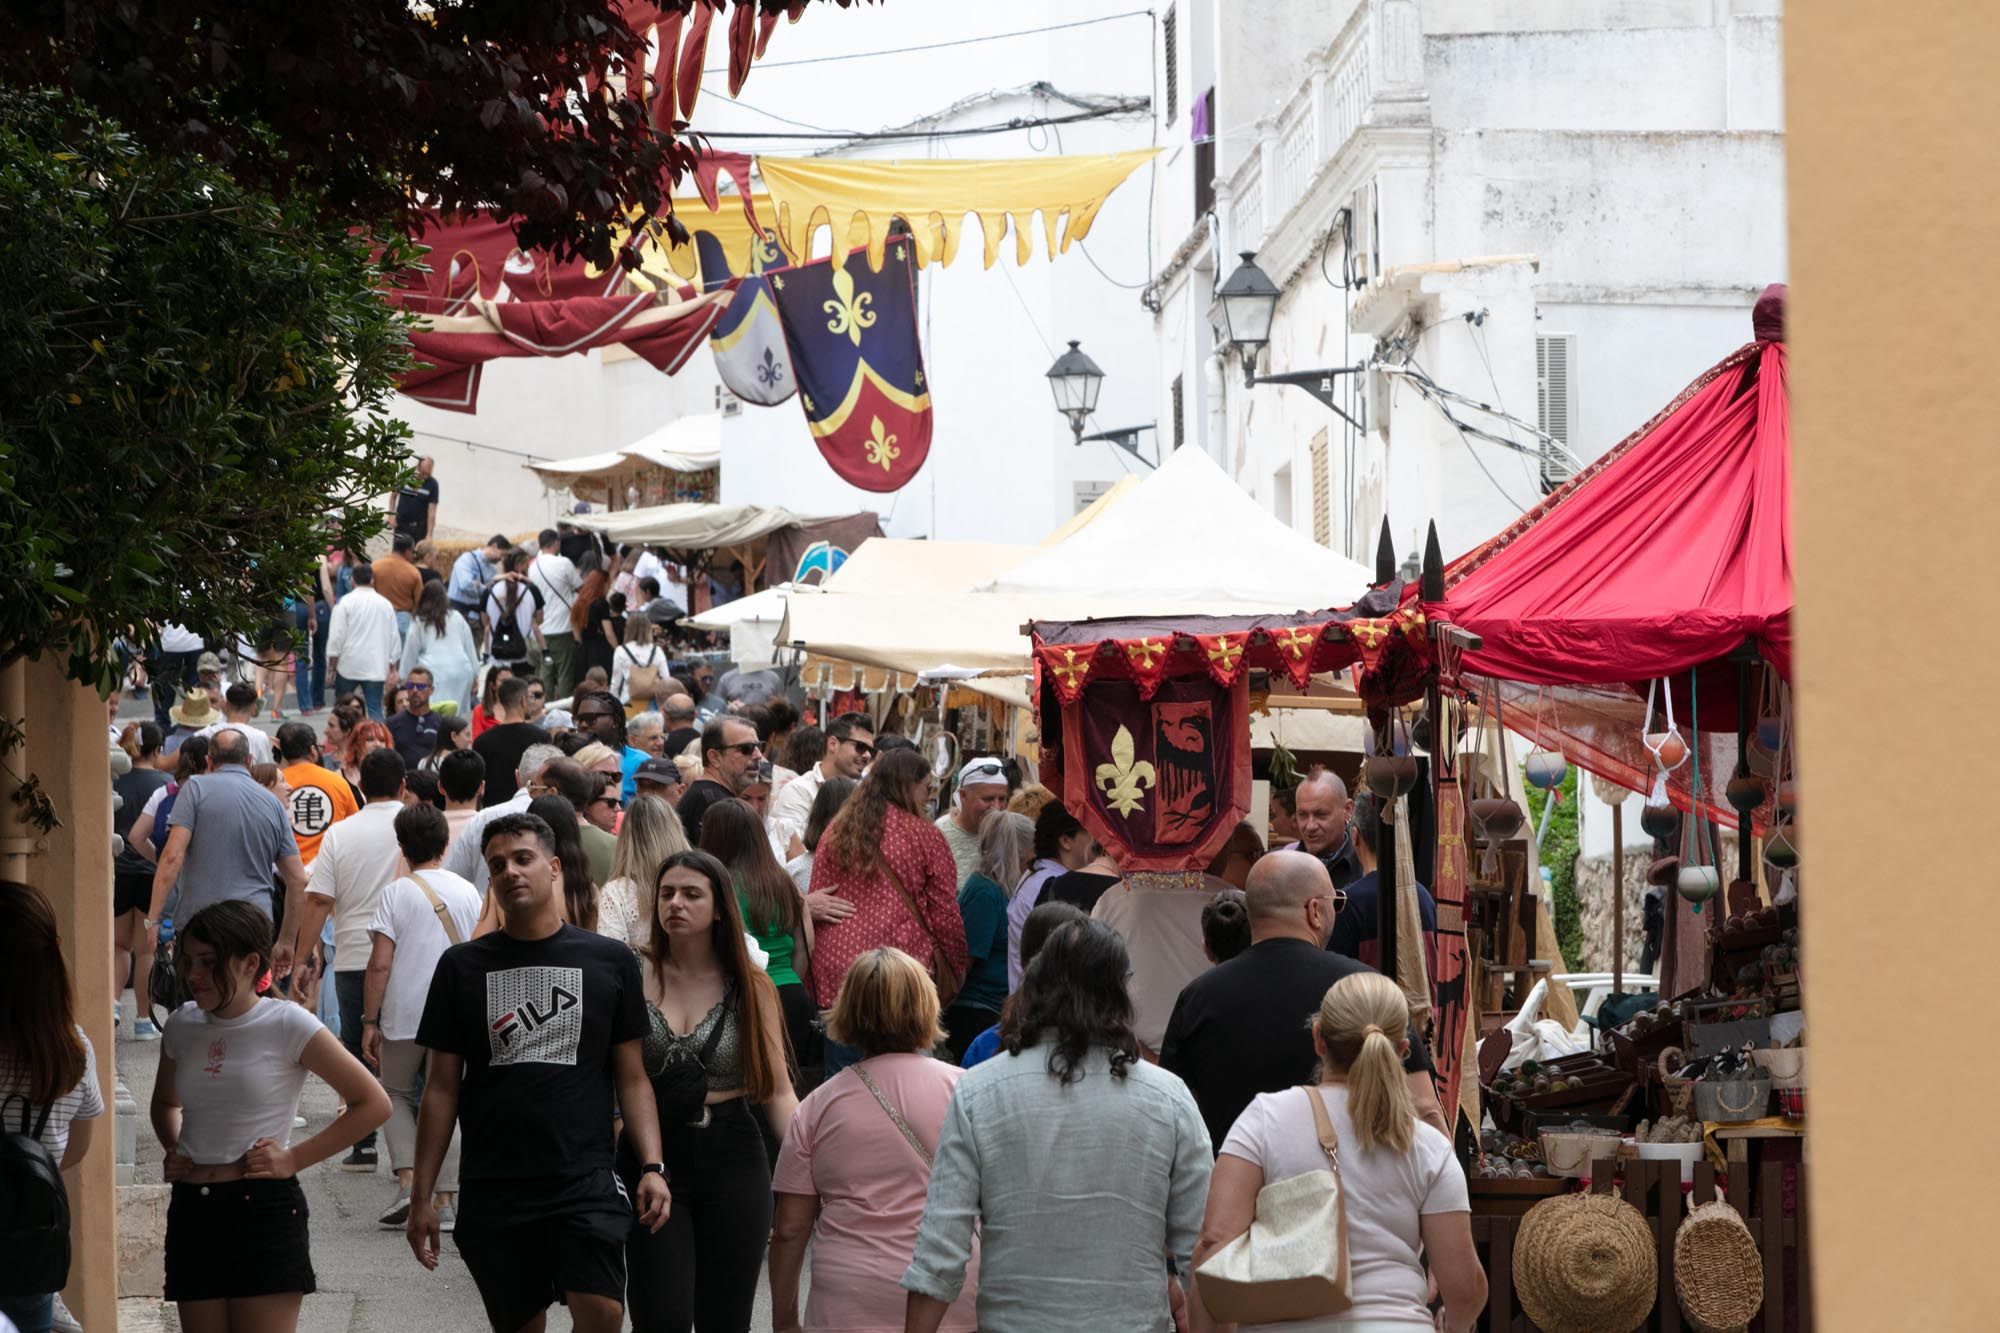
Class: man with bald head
1159,851,1448,1149
1291,768,1363,891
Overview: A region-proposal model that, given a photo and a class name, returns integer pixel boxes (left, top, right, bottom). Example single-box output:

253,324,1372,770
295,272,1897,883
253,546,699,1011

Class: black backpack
0,1095,71,1298
489,581,530,662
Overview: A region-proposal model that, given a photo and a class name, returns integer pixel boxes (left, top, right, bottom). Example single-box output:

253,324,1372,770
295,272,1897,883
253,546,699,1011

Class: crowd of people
8,567,1491,1333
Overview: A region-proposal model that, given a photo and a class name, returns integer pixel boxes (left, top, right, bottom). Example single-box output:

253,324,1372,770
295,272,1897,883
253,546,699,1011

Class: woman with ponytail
1190,971,1486,1332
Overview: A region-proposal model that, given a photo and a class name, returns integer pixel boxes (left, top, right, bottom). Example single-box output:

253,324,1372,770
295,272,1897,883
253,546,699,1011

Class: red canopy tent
1408,285,1792,834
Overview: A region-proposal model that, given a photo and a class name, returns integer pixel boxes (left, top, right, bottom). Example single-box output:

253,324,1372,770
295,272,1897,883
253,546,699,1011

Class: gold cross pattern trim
1126,638,1166,670
1206,636,1242,672
1049,647,1090,691
1273,627,1315,660
1350,620,1391,648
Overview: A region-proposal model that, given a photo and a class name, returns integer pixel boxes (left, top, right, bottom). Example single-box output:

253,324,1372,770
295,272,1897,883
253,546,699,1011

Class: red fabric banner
1429,777,1473,1129
1058,675,1250,873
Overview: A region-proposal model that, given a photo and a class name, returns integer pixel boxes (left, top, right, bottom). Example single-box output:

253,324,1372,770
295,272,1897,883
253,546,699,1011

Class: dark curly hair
999,918,1139,1084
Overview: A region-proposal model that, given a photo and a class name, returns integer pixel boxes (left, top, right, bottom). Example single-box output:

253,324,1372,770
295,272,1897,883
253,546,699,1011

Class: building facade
1147,0,1786,565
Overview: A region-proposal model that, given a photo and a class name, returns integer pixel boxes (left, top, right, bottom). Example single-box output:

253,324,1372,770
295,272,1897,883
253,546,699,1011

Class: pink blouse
806,806,970,1009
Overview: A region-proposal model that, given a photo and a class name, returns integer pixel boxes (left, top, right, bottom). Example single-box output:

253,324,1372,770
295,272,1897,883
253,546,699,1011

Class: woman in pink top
806,749,968,1075
769,947,977,1333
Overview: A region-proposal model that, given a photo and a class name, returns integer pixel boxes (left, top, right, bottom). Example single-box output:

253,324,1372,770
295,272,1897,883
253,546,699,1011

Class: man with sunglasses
936,757,1011,889
1157,850,1448,1152
767,711,874,856
386,667,441,768
672,715,761,841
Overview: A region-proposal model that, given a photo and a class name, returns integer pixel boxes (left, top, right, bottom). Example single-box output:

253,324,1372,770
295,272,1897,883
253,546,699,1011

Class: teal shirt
956,873,1010,1013
740,889,801,989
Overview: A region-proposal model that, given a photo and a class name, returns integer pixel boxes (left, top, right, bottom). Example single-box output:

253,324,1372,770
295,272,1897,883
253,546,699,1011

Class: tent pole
1611,801,1625,995
1373,515,1400,981
1734,644,1756,885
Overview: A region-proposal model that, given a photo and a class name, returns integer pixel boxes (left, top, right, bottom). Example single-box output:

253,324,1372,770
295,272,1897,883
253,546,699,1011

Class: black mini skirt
165,1177,315,1302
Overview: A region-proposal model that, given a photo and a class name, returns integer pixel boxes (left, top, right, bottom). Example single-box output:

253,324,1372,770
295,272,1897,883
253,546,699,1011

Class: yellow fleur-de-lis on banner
823,266,876,346
1094,725,1156,818
864,417,900,471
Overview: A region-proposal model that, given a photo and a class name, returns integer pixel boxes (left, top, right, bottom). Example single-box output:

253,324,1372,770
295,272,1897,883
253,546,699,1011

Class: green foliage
1523,765,1582,968
0,87,415,692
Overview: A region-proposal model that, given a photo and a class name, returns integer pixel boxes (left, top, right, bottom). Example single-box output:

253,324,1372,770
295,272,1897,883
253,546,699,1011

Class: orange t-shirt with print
282,761,358,865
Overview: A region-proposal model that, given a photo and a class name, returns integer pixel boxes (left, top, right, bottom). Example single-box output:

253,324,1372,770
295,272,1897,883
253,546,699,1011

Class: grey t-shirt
167,766,298,918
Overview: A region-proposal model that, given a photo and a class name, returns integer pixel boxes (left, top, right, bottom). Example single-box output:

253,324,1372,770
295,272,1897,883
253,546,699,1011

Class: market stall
523,414,723,511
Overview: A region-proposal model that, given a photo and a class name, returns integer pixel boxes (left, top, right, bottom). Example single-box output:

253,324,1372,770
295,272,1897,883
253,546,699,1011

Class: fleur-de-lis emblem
755,346,785,388
1049,647,1090,691
1206,635,1242,672
864,416,900,471
823,266,876,346
1094,725,1156,818
1273,627,1315,660
1350,620,1390,648
1126,638,1165,671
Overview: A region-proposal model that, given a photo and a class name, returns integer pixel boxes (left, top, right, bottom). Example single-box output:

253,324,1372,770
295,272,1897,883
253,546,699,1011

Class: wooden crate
1471,1152,1810,1331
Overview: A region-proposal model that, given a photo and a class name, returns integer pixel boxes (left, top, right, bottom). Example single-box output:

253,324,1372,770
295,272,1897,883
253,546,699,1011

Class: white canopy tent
779,447,1375,678
524,414,724,510
683,581,793,668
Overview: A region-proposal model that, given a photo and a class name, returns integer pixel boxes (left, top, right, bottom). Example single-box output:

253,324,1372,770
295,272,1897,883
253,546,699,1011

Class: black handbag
645,986,731,1128
148,943,183,1027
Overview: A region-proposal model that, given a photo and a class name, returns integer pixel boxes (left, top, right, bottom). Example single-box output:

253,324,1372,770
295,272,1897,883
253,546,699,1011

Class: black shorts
164,1178,314,1302
113,870,152,917
453,1168,631,1332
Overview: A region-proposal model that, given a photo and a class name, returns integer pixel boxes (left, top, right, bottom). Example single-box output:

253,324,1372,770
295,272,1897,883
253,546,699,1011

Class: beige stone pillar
1789,5,2000,1327
23,657,117,1331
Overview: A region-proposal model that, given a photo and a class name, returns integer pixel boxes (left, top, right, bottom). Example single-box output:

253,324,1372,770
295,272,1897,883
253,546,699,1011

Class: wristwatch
638,1162,668,1180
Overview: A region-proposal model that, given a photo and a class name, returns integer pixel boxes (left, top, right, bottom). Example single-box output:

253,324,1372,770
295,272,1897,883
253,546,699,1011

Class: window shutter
1170,374,1186,452
1536,333,1577,489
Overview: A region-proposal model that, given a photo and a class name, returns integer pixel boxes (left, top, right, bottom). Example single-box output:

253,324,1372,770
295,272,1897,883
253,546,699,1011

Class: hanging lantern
1677,863,1720,912
1524,750,1568,793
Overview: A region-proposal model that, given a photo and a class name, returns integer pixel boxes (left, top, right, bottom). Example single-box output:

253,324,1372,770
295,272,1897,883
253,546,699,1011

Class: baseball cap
633,758,682,786
196,651,224,674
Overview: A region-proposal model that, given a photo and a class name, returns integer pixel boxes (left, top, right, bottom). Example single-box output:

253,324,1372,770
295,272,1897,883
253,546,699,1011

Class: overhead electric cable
699,11,1154,74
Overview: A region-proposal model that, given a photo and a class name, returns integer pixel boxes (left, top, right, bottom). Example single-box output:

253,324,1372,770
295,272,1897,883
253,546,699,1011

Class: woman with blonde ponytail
1190,972,1487,1332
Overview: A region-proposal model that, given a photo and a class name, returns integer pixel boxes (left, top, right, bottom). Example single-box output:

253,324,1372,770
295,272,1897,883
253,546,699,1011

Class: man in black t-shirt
1159,850,1450,1151
673,715,760,841
472,677,551,808
409,812,668,1333
392,455,440,542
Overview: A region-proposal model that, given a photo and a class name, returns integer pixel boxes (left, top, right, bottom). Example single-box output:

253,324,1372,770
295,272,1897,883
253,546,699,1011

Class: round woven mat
1675,1199,1764,1331
1513,1192,1657,1333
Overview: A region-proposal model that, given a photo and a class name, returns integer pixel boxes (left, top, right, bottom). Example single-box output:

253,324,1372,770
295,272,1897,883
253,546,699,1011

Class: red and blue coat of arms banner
1055,675,1251,873
768,240,932,492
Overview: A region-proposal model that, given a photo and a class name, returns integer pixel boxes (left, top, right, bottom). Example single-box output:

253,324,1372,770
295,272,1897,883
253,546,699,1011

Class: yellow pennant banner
756,148,1160,270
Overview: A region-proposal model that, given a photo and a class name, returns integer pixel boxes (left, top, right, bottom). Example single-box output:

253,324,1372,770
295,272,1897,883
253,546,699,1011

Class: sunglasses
964,760,1005,778
406,682,432,692
592,795,621,809
843,739,876,758
528,689,545,699
719,741,763,756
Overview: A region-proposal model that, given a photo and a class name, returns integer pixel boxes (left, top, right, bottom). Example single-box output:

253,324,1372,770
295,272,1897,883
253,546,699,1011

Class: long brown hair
0,882,86,1105
415,579,451,636
820,747,931,876
698,798,799,935
570,562,608,635
645,850,788,1100
527,795,599,931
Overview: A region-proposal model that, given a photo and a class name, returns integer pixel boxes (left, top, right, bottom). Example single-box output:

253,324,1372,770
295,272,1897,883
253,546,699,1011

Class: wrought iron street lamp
1218,251,1365,432
1046,339,1158,467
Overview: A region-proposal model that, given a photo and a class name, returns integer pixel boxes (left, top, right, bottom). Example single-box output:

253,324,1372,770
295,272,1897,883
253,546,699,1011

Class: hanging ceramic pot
1640,802,1681,840
1361,755,1419,800
1725,773,1767,815
1648,855,1682,888
1776,779,1798,814
1524,750,1567,792
1677,864,1720,911
1766,821,1801,869
1756,715,1784,751
1411,711,1434,754
1469,797,1526,842
1646,730,1689,769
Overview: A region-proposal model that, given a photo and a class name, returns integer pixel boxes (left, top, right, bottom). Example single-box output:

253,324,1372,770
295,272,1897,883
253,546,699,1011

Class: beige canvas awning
568,501,832,550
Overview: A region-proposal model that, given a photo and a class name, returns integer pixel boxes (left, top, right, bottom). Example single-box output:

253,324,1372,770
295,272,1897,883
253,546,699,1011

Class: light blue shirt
447,550,493,606
903,1046,1212,1332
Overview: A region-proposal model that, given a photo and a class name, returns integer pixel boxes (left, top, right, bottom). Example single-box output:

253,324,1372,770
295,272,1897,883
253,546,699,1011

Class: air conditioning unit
1536,333,1577,491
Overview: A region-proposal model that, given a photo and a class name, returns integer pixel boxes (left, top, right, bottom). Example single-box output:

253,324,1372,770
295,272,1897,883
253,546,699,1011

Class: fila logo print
486,966,584,1066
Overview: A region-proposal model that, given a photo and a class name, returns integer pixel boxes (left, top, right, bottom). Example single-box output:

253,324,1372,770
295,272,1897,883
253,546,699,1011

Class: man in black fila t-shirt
409,812,668,1332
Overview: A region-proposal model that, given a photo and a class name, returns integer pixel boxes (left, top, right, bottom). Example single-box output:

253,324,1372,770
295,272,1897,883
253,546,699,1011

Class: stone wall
1575,830,1742,972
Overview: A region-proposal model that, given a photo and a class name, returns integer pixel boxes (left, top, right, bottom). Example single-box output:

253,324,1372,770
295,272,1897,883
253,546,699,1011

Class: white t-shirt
1219,1085,1469,1330
164,998,324,1164
306,802,407,971
0,1028,104,1165
527,552,580,636
195,721,275,766
1092,876,1219,1053
365,870,482,1040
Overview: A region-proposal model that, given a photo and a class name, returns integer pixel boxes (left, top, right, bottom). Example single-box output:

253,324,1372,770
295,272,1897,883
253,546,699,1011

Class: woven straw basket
1675,1200,1764,1331
1513,1192,1657,1333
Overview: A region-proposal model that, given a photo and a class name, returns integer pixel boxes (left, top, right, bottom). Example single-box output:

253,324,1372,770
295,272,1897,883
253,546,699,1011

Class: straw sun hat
1513,1192,1657,1333
169,689,220,728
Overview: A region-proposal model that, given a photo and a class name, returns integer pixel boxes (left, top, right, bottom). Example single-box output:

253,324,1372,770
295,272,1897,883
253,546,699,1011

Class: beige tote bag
1194,1085,1353,1324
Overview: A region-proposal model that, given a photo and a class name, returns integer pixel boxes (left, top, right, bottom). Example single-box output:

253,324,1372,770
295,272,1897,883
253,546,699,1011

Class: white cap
957,757,1009,788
